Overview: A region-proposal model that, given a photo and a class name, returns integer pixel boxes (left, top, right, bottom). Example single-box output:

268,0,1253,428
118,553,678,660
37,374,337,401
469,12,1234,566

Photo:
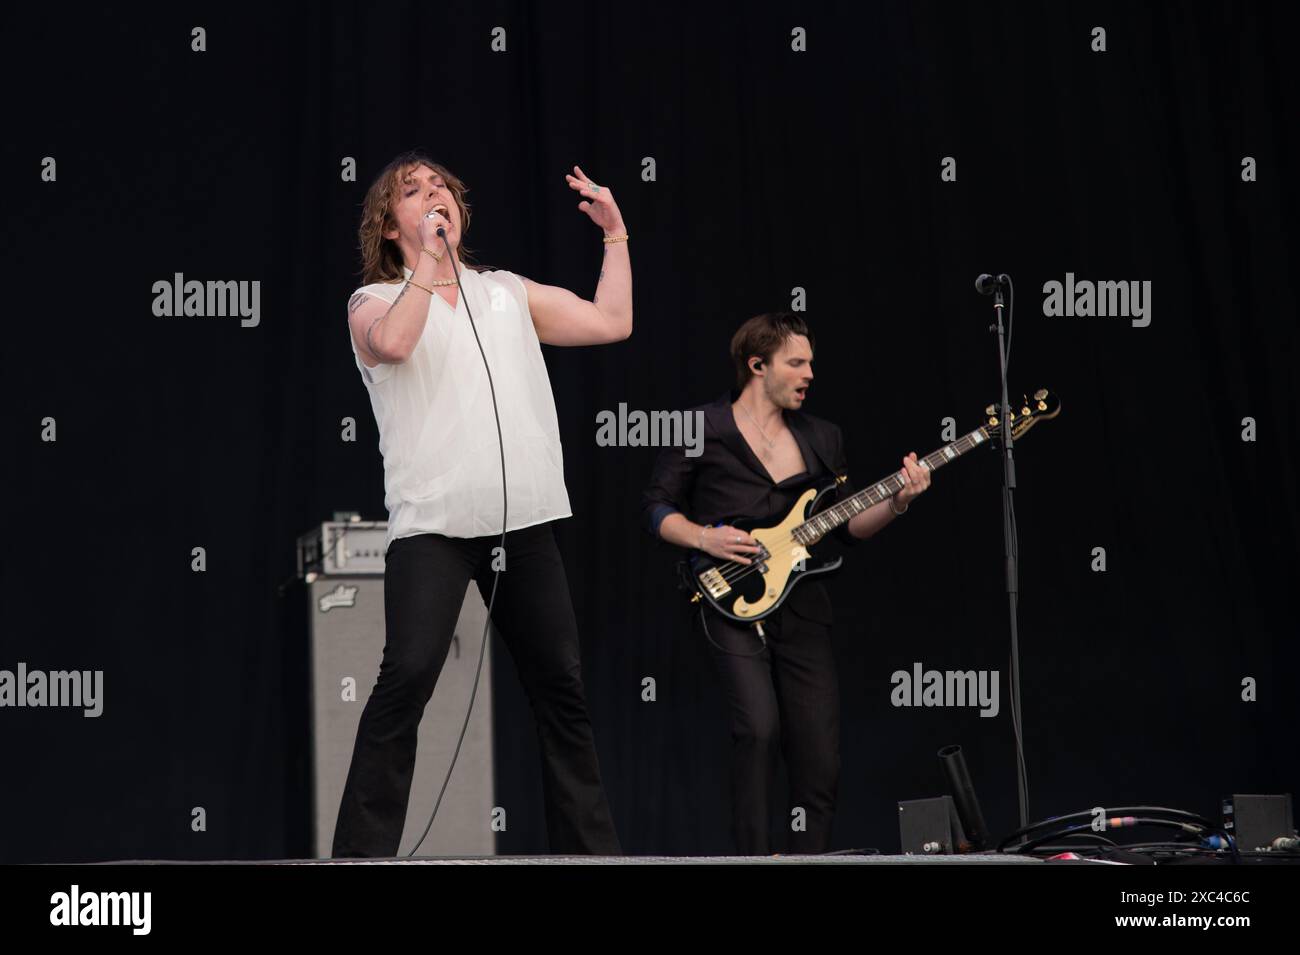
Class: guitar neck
795,426,992,540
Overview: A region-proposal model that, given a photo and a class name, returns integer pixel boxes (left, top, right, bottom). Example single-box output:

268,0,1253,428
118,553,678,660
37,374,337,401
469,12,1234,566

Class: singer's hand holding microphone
419,208,450,252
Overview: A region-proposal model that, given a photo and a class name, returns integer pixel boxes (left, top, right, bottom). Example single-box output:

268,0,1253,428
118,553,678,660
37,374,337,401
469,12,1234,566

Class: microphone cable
407,223,507,857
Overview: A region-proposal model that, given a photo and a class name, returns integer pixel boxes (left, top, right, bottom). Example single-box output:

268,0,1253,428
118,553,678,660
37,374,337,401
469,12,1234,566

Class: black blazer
641,391,858,624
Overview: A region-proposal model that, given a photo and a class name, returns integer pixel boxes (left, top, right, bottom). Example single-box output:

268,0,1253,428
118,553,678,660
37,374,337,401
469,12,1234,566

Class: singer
333,150,631,857
641,313,930,854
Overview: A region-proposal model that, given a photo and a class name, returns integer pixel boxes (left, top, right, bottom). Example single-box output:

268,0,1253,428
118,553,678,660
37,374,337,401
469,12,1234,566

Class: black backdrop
3,1,1296,862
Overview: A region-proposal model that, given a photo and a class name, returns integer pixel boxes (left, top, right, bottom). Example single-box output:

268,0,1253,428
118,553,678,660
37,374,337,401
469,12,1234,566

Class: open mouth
427,203,450,221
794,387,808,399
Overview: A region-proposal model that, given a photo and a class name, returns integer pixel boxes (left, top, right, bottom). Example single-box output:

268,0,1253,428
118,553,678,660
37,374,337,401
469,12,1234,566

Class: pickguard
731,488,817,618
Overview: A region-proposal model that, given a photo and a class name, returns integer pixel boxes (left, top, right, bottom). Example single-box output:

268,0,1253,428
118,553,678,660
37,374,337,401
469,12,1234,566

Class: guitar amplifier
297,520,388,577
302,521,496,858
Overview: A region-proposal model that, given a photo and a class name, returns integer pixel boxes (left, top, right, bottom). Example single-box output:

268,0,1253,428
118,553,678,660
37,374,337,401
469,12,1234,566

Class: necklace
737,400,777,449
427,278,458,287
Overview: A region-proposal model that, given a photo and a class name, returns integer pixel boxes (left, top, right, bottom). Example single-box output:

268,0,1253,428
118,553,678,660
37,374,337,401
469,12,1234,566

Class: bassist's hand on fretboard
895,452,933,507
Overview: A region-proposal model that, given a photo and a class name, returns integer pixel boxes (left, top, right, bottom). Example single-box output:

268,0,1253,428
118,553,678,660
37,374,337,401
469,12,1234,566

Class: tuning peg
986,404,996,416
1033,389,1047,401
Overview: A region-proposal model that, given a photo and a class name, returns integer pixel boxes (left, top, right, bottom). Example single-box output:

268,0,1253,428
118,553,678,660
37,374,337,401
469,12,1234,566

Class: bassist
640,312,931,855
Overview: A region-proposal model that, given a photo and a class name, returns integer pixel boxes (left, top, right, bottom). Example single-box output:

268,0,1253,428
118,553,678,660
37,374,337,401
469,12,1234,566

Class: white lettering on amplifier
318,584,358,613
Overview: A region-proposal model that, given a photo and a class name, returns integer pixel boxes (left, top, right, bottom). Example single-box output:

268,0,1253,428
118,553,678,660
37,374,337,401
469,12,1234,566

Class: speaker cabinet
308,576,496,857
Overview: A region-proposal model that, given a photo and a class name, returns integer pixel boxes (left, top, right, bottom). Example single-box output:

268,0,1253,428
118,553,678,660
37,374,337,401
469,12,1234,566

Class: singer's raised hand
566,166,625,235
517,164,631,347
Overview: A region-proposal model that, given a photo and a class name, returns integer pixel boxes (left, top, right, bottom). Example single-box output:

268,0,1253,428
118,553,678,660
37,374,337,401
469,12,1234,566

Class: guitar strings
703,419,1027,592
709,475,919,586
712,513,856,585
713,532,815,585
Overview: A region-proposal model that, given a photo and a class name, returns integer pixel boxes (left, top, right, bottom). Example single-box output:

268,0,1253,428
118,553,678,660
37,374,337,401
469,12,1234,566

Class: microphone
975,273,1009,295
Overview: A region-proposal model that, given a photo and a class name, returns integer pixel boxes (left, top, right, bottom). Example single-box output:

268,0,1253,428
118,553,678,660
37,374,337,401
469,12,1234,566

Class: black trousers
332,521,621,857
703,602,840,855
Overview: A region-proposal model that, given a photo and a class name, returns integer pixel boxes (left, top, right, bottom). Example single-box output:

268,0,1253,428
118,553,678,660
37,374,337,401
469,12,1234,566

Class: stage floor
98,852,1047,865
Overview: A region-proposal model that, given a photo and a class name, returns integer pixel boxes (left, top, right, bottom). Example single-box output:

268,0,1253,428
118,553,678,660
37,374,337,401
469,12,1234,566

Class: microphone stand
988,280,1029,829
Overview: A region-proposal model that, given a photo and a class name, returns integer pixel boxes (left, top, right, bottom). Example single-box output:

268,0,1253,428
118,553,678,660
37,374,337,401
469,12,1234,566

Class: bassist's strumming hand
700,525,762,565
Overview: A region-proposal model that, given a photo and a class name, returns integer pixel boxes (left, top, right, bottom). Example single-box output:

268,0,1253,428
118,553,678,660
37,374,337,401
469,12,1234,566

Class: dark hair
730,313,815,389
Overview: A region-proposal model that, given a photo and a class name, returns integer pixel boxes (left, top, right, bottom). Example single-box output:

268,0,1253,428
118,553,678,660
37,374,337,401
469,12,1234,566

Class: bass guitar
682,389,1060,623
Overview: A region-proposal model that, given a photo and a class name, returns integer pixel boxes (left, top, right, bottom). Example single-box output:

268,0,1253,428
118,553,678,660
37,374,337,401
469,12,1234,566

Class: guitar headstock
983,388,1060,441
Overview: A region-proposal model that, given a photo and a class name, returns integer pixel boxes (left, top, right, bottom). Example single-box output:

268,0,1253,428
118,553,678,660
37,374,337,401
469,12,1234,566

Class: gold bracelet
406,279,435,294
602,233,629,244
421,245,443,262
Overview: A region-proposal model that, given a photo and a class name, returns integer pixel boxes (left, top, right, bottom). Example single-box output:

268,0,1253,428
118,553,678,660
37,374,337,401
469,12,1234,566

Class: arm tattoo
366,284,411,359
365,314,384,358
351,291,386,359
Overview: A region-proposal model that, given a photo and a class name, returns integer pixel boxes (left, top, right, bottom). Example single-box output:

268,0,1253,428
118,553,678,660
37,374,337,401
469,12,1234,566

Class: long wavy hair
357,150,479,286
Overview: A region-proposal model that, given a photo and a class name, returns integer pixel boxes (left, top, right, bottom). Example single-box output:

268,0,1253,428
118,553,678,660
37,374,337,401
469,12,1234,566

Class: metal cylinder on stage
939,744,989,851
